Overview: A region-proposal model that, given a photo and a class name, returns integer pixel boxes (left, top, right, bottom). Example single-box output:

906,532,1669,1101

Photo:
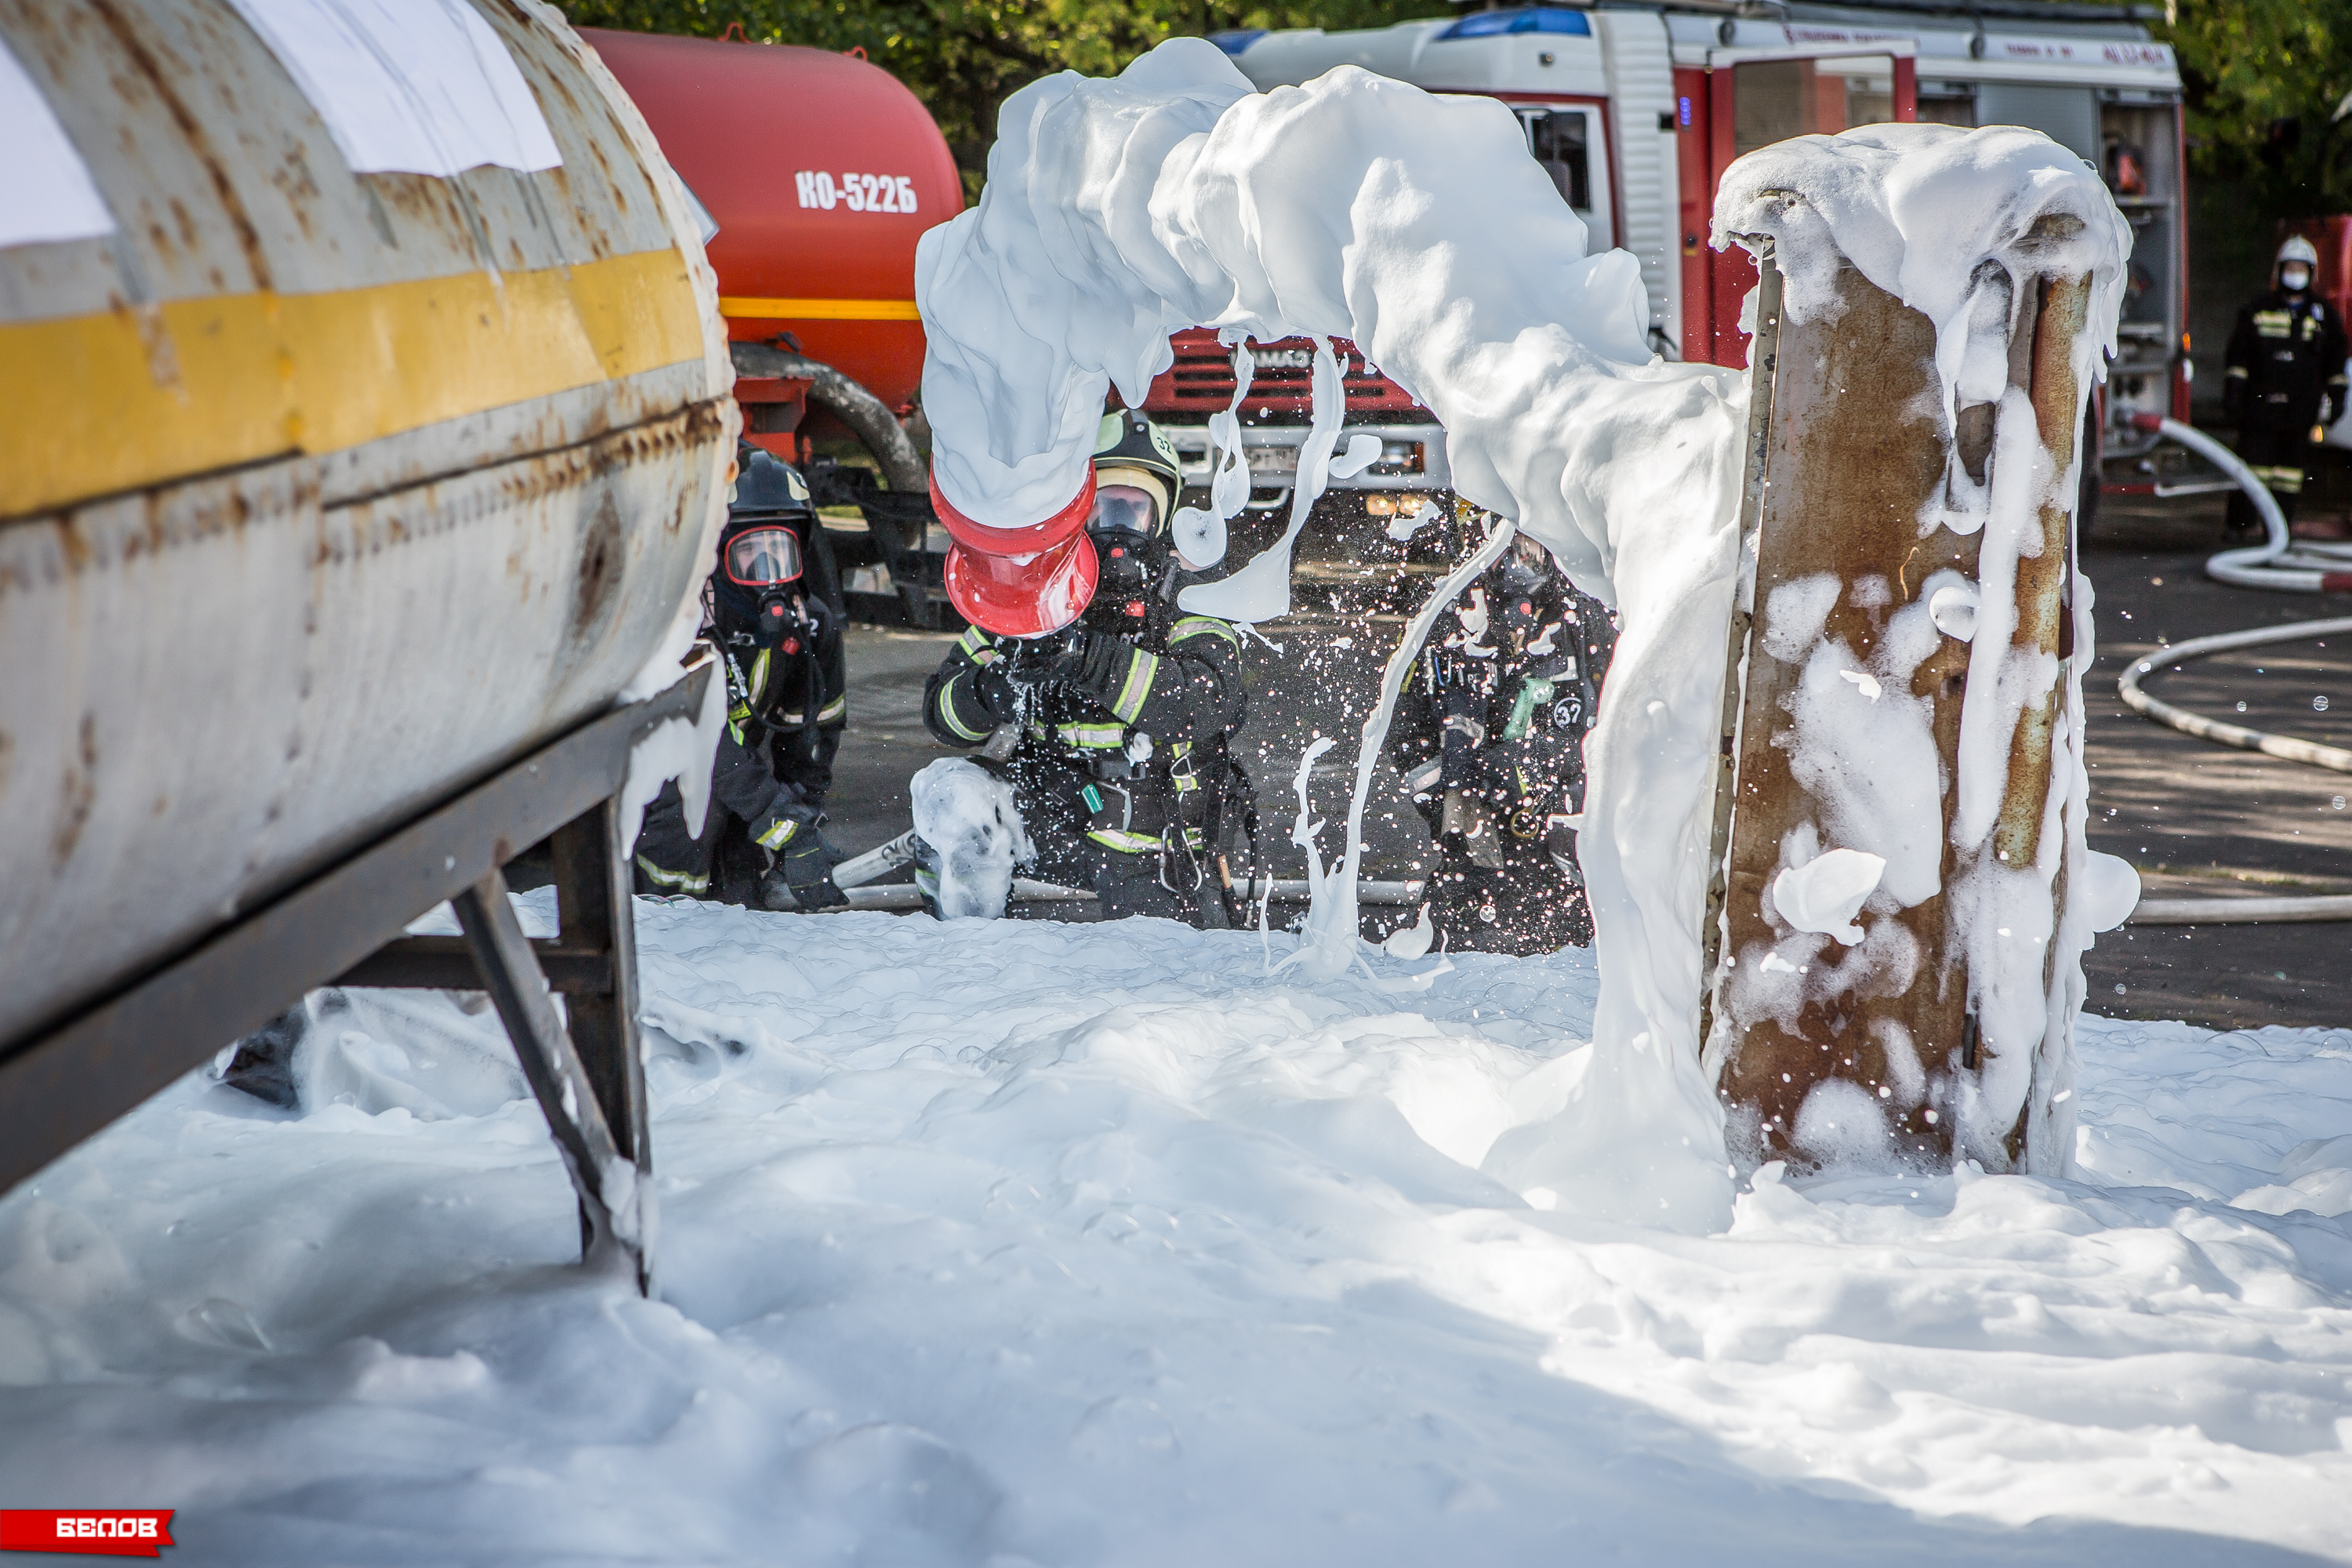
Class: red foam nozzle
930,466,1099,637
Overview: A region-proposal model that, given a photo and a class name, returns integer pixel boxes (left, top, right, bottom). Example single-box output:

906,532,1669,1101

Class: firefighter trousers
1004,760,1207,924
2228,418,2311,530
633,780,771,906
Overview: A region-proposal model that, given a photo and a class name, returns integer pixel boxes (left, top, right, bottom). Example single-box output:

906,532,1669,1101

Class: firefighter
632,444,851,909
2223,234,2349,532
919,411,1250,923
1386,530,1614,955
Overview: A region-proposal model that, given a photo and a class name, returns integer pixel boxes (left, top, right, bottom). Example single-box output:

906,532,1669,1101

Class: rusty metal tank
580,27,962,413
0,0,735,1052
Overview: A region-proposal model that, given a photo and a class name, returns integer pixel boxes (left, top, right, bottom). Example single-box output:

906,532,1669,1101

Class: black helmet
715,447,818,646
1087,410,1182,540
730,444,815,524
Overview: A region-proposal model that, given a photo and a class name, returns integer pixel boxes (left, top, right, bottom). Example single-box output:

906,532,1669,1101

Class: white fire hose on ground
2127,413,2352,593
2115,415,2352,925
824,829,1424,910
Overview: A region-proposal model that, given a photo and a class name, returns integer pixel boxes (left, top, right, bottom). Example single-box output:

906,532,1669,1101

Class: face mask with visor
1088,484,1162,541
717,524,813,648
726,526,803,588
1086,481,1167,606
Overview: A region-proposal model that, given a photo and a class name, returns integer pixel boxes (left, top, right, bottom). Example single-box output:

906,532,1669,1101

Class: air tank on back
582,27,962,453
0,2,732,1054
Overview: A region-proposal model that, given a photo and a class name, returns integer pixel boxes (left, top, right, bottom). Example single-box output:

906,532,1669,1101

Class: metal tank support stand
344,805,654,1291
0,660,710,1297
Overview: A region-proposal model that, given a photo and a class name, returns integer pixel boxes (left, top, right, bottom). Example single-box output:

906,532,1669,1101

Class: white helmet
2278,234,2320,268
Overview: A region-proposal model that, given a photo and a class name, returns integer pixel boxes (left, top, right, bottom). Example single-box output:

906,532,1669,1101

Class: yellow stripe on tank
1,248,705,519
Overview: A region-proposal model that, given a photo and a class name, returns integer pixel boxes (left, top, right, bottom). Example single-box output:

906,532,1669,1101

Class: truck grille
1143,328,1431,418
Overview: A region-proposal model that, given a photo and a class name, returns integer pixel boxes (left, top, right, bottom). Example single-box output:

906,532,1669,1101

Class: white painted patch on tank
0,36,113,247
226,0,562,177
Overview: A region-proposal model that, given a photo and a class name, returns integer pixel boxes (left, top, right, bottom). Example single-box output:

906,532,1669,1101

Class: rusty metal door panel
0,0,735,1052
1703,252,2094,1176
1706,265,1973,1167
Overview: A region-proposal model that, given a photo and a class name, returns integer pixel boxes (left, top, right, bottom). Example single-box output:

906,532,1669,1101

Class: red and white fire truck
1151,1,2184,515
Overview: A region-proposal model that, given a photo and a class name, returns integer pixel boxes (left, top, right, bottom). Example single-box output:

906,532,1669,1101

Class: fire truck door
1676,46,1918,366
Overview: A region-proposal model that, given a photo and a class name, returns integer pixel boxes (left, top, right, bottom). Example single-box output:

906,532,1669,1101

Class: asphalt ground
2078,486,2350,1030
825,489,2351,1029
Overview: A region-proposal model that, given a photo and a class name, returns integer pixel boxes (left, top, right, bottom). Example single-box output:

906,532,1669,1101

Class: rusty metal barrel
0,1,734,1054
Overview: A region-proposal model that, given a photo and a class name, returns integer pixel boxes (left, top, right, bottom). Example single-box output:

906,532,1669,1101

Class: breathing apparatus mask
1483,537,1554,651
1087,471,1167,607
718,522,810,645
1497,536,1552,602
713,448,824,654
1078,411,1185,630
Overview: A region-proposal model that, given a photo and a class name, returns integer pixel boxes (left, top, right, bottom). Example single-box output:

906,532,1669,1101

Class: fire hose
2125,413,2352,593
2115,415,2352,924
825,830,1423,909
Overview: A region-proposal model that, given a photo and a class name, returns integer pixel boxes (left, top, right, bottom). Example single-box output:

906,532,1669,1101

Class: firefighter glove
778,824,848,909
1047,630,1144,711
971,661,1020,725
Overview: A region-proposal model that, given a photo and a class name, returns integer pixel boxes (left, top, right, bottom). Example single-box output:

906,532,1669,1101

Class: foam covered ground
1,894,2347,1564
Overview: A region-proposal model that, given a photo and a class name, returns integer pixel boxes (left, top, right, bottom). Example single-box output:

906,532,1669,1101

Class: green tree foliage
557,0,1451,202
2159,0,2352,220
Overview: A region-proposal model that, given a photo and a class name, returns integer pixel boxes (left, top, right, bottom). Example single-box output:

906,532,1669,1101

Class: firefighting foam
917,38,1747,1228
5,895,2348,1561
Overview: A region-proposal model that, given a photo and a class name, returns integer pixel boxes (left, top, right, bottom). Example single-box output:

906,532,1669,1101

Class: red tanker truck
585,27,962,622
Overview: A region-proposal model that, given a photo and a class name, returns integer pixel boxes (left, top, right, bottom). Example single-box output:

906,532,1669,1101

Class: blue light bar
1434,7,1592,41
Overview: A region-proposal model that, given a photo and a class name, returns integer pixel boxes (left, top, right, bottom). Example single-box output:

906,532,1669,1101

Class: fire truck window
1844,78,1893,126
1918,95,1976,128
1526,111,1591,212
1733,60,1818,155
1976,83,2100,164
1732,56,1901,155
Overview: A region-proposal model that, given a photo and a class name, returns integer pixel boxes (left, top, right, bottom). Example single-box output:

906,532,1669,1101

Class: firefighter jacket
2225,290,2350,426
923,597,1247,856
1388,572,1615,840
703,636,830,854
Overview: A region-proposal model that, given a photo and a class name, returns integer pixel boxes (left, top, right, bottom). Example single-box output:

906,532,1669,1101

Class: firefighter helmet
729,444,814,524
1089,410,1183,539
2278,234,2321,269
